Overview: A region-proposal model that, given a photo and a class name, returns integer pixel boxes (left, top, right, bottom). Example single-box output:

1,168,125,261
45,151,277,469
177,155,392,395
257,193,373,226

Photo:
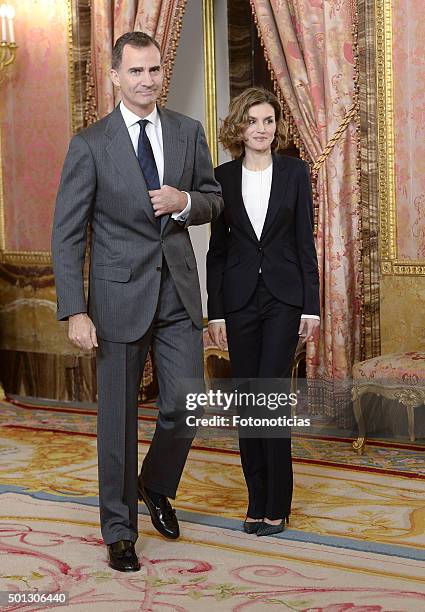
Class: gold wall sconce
0,4,17,84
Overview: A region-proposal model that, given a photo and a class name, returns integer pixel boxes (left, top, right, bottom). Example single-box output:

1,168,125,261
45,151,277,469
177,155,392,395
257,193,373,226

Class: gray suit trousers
96,261,203,545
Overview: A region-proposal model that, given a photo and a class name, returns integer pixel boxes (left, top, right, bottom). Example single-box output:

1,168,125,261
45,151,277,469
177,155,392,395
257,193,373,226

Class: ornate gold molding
377,0,425,275
0,0,74,266
0,128,4,254
160,0,187,106
68,0,78,136
376,0,396,269
202,0,218,167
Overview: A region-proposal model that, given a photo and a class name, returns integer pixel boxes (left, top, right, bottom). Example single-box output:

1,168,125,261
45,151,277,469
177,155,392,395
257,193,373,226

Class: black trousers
225,276,302,520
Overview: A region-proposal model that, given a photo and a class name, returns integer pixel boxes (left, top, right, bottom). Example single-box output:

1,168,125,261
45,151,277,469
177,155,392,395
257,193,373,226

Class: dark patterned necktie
137,119,161,230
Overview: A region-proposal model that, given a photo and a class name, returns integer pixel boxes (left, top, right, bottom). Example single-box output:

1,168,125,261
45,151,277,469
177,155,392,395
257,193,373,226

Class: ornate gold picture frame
377,0,425,275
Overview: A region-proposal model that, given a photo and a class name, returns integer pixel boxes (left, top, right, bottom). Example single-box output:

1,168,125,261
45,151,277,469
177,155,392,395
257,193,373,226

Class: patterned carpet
1,398,425,610
3,397,425,477
2,493,425,611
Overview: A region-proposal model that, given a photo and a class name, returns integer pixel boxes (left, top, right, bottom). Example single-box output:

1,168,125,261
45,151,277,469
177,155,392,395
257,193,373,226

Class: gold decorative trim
377,0,396,268
377,0,423,275
0,129,5,253
390,263,425,276
1,251,52,265
67,0,76,135
202,0,218,167
311,103,357,177
350,0,365,360
160,0,188,106
0,0,74,266
357,0,381,358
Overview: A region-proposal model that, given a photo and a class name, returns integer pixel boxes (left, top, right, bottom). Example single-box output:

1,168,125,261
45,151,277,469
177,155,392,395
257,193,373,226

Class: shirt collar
119,101,160,129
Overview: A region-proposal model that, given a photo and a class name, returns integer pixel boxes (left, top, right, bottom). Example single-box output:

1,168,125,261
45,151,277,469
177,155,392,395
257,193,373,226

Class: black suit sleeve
295,162,320,316
206,172,229,319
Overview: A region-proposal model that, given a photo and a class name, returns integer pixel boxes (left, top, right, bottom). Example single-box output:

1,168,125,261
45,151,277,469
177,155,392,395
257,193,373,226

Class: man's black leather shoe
138,480,180,539
107,540,140,572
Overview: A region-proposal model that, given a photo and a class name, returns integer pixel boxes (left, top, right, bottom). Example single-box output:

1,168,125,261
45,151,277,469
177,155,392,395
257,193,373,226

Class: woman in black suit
207,87,320,536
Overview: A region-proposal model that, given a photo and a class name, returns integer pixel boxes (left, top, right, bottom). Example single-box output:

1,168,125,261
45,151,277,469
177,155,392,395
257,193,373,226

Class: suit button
258,246,262,251
156,266,161,271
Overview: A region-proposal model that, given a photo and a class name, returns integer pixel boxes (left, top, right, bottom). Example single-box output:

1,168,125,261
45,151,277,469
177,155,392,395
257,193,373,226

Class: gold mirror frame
202,0,218,167
377,0,425,275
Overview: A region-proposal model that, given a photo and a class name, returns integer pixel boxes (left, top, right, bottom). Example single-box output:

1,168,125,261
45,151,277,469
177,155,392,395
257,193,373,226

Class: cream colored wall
380,277,425,353
167,0,206,123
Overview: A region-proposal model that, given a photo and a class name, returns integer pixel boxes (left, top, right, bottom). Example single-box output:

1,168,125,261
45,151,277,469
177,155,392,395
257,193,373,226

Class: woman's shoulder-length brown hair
219,87,288,159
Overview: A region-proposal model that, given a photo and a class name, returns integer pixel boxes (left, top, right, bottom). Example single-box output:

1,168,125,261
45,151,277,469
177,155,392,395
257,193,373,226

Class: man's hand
68,313,98,351
298,317,320,343
208,321,228,351
149,185,187,216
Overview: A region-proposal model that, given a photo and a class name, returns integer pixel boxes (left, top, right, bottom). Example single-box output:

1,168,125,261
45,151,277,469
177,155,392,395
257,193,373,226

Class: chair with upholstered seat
352,352,425,452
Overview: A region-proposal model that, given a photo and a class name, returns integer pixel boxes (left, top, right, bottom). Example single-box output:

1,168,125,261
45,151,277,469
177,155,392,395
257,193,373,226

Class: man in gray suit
51,32,223,572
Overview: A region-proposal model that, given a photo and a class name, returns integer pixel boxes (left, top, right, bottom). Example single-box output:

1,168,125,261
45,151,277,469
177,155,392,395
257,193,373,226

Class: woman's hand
208,321,228,351
298,317,320,343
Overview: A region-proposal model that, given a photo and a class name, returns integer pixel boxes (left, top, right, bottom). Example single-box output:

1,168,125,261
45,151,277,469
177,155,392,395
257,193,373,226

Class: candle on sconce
5,4,14,43
0,5,7,42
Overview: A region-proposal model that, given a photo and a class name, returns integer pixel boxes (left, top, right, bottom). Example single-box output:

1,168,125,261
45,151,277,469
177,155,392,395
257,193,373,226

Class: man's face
110,44,163,116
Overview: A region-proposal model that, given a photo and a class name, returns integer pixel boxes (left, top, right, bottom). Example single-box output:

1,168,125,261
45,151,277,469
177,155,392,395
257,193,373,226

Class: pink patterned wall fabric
252,1,361,416
1,0,71,253
393,0,425,260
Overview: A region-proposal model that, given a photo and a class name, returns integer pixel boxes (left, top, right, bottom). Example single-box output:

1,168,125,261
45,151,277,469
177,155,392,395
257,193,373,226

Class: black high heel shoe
256,516,289,537
243,519,263,534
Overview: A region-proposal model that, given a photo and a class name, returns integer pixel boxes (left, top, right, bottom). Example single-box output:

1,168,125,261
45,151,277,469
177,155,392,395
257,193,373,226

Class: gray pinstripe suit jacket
51,105,223,343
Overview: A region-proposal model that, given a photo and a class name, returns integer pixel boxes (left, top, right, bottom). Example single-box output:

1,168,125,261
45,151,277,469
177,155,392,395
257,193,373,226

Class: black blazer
207,153,320,319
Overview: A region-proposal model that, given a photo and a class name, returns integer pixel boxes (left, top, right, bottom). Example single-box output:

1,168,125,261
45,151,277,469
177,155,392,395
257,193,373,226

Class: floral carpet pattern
2,398,425,476
0,398,425,610
1,494,425,611
1,425,425,552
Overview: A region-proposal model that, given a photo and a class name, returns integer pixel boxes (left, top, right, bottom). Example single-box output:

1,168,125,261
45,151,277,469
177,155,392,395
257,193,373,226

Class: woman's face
242,102,276,154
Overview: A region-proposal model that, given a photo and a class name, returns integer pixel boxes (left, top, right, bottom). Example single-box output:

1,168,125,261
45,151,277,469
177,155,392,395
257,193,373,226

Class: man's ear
110,69,120,88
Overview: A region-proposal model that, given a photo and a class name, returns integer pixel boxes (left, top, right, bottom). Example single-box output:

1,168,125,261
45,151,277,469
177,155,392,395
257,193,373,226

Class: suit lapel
159,108,187,233
105,106,157,228
260,154,288,241
159,107,186,186
233,158,259,243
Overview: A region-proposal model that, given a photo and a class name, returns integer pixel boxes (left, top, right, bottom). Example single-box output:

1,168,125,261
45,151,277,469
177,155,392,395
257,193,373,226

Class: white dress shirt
209,162,319,324
119,101,191,221
242,163,273,240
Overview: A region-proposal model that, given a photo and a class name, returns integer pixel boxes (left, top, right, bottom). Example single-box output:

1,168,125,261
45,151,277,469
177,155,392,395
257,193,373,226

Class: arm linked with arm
184,121,223,226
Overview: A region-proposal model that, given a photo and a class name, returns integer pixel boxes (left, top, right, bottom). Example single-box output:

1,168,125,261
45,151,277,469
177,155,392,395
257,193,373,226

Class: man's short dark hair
112,31,161,70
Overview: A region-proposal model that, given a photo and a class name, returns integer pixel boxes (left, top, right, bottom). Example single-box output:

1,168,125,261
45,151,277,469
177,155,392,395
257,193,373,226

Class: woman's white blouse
241,163,273,240
208,161,320,323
